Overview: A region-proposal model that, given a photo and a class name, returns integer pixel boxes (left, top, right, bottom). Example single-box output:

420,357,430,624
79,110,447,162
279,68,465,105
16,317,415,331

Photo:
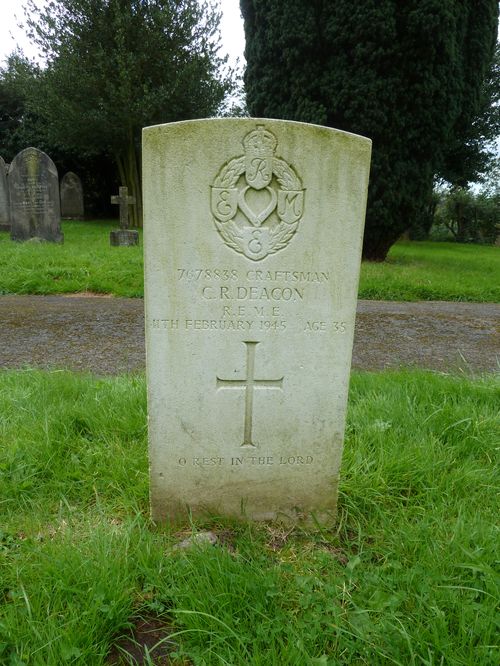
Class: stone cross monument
110,185,138,246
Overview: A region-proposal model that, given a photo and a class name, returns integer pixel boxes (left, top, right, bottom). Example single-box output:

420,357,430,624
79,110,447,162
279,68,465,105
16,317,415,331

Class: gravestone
110,186,139,246
143,119,371,523
9,147,63,242
60,171,84,219
0,156,10,231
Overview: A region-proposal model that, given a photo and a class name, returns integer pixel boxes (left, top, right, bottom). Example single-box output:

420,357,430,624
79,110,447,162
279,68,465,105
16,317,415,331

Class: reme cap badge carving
211,126,305,261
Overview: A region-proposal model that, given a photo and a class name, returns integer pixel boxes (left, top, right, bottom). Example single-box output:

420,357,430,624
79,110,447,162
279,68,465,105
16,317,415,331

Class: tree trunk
114,133,143,228
362,224,402,261
127,131,143,228
362,236,397,261
455,200,467,242
116,156,127,193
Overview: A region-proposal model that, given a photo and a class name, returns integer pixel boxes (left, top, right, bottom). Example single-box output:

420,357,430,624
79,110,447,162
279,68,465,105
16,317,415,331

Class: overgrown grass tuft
0,223,498,301
0,369,498,664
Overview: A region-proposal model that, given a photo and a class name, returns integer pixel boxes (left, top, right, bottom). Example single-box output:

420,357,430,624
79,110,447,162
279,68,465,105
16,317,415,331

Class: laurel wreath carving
213,218,244,254
212,155,303,259
272,157,301,191
213,157,245,188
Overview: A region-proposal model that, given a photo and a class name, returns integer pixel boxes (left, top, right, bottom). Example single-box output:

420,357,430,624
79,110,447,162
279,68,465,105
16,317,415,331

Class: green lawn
361,241,500,302
1,369,498,664
0,222,498,301
0,221,143,298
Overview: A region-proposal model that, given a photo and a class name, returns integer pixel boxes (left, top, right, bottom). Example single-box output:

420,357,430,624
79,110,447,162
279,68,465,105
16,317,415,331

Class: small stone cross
216,341,284,448
111,186,136,229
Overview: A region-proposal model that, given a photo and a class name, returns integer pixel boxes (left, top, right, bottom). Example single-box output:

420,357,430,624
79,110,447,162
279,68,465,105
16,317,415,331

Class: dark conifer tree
240,1,498,260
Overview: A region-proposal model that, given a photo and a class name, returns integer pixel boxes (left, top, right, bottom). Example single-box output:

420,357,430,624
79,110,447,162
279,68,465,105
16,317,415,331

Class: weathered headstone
9,147,63,243
143,119,371,523
110,185,139,246
0,156,10,231
60,171,84,219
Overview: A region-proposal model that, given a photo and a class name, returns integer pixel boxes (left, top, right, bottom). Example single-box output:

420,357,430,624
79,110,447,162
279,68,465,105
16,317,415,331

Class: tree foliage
433,187,499,244
438,44,500,188
0,58,24,154
0,54,121,217
21,0,235,226
240,0,499,260
0,54,43,158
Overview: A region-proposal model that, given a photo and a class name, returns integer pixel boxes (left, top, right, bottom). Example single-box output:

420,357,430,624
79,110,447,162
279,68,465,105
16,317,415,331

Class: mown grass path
0,295,498,374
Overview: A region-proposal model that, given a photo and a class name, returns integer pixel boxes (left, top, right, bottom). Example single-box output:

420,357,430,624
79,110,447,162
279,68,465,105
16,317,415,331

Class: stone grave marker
143,119,371,523
110,185,139,246
9,147,63,242
0,156,10,231
60,171,84,219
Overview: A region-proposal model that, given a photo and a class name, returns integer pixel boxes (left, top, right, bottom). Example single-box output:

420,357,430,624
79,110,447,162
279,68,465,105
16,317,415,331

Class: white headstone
143,119,371,523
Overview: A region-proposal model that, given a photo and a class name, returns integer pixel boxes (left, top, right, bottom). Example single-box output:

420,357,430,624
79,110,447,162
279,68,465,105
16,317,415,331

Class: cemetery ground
0,220,499,302
0,221,498,664
0,369,498,664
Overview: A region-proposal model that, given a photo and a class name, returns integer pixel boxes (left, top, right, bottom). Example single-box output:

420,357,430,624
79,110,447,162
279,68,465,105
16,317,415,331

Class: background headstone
60,171,84,219
9,147,63,243
0,156,10,231
143,119,371,523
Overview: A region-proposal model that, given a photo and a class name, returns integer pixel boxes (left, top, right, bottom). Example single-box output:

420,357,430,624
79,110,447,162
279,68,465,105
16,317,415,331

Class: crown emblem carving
242,126,277,158
210,126,305,261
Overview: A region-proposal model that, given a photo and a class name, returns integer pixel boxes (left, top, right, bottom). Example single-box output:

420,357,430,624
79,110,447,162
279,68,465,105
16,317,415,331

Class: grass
0,368,498,664
360,241,500,302
0,222,498,301
0,221,143,298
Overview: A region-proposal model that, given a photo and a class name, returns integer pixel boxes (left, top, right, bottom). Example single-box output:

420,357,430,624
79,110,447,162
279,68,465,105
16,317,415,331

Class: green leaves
23,0,230,155
240,0,499,259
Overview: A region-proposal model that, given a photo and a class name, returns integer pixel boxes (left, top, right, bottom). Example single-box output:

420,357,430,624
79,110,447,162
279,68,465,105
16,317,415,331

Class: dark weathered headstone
9,147,63,243
110,185,138,246
60,171,84,219
0,156,10,231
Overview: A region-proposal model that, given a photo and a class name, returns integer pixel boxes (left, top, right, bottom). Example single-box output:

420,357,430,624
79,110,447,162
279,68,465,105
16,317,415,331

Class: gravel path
0,295,498,375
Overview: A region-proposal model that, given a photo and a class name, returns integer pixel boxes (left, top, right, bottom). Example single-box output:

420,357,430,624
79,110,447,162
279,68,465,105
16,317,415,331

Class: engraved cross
216,341,283,448
111,186,136,229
